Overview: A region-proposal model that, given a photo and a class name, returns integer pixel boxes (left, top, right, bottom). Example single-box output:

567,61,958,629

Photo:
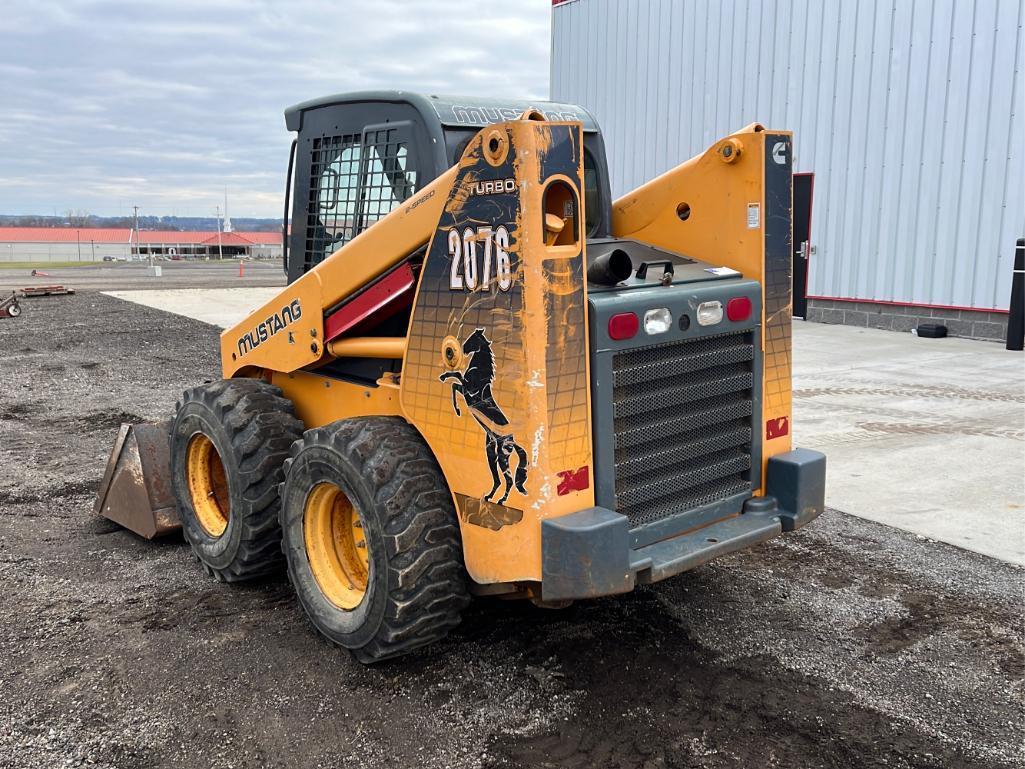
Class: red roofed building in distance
0,227,283,263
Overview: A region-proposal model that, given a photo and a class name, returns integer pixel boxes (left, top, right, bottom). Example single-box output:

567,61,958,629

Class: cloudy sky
0,0,552,219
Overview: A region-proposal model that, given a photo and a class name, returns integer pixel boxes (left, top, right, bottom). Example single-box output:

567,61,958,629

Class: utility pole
76,229,81,261
216,205,224,261
90,239,96,261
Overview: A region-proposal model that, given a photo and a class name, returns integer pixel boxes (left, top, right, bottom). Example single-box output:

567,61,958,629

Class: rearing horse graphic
439,328,528,505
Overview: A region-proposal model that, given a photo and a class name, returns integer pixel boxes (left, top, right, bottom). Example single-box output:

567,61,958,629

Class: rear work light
643,307,672,335
608,312,639,340
696,301,723,326
726,296,753,322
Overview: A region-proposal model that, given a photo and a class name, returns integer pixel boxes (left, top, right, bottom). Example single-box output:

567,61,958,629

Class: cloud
0,0,551,218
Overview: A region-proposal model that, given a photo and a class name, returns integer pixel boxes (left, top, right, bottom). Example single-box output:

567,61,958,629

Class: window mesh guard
358,127,417,231
303,128,418,273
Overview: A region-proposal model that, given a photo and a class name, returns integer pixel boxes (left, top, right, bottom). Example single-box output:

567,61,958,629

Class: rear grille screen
612,331,755,528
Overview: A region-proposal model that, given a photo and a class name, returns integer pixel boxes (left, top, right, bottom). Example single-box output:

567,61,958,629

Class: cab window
583,149,601,237
305,130,418,270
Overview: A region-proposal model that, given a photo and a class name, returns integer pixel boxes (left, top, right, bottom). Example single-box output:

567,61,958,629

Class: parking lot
0,260,286,294
0,283,1021,769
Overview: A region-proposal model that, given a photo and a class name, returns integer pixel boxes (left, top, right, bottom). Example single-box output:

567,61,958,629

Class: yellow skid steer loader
96,92,826,663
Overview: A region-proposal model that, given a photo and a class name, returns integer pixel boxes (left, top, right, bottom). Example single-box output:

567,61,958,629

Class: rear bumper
539,448,826,601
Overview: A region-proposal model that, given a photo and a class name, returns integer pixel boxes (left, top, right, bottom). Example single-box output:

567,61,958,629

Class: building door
792,173,814,319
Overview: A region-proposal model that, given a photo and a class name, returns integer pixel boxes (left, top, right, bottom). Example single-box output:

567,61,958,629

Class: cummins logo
772,141,788,165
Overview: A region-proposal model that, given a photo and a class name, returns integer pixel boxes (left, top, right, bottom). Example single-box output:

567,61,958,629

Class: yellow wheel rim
303,482,370,610
185,434,230,538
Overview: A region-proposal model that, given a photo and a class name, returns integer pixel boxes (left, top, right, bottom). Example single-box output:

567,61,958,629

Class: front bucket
94,421,180,539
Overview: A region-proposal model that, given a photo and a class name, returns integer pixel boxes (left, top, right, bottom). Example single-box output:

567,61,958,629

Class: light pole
76,229,81,261
90,239,96,261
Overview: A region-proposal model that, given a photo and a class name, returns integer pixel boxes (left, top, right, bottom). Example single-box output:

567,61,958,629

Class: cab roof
284,90,600,133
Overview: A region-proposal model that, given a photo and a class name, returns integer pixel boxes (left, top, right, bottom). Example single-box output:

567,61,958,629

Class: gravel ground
0,292,1022,769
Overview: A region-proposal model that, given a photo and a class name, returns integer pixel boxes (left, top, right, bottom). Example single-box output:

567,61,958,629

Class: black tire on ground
7,302,21,317
170,379,303,582
280,417,470,663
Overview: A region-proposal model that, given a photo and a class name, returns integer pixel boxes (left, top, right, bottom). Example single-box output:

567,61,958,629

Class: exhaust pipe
588,248,633,286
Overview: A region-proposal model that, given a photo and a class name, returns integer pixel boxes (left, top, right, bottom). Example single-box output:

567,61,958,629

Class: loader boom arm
220,164,457,378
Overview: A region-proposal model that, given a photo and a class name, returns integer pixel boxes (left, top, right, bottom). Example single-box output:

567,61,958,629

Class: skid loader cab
282,91,614,283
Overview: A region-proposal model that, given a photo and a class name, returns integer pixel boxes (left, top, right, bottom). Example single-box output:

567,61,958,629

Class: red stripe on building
806,294,1009,314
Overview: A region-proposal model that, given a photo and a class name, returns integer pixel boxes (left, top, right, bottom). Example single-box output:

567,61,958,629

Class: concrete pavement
104,288,1025,565
0,261,286,293
793,321,1024,564
103,287,282,328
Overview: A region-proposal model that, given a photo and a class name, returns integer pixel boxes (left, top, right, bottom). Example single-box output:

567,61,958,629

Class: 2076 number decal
448,225,513,292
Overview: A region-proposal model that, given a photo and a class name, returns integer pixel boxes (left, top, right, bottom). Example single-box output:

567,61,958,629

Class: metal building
551,0,1024,340
0,228,283,263
0,228,133,262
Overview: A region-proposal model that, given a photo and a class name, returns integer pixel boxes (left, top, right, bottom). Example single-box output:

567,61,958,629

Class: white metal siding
551,0,1025,310
0,241,132,262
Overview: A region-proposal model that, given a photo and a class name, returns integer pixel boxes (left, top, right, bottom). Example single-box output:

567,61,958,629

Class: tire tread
284,417,469,663
175,380,303,582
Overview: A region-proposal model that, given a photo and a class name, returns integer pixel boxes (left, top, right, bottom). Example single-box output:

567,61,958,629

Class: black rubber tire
171,379,303,582
280,417,470,663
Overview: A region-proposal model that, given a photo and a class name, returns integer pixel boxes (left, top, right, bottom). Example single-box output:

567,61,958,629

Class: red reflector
557,466,590,495
727,296,752,321
608,312,639,340
766,416,789,439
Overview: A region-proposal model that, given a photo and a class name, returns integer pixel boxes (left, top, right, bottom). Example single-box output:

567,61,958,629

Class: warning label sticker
747,202,761,229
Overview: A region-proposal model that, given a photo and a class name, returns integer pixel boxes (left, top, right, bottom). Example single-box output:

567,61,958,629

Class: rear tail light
608,312,639,340
696,301,723,326
727,296,752,322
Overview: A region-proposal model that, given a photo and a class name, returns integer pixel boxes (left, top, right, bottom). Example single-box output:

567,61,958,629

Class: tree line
0,212,281,232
